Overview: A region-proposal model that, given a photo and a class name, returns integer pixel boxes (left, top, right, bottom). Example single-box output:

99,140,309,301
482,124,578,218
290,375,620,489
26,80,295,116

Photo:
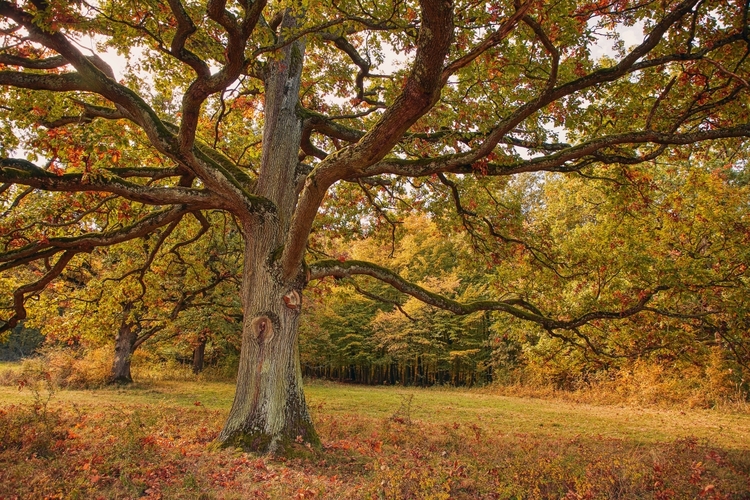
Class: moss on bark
219,417,320,456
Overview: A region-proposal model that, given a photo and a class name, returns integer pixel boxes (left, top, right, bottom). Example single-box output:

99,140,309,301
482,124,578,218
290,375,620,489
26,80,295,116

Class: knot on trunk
283,289,301,310
250,315,275,344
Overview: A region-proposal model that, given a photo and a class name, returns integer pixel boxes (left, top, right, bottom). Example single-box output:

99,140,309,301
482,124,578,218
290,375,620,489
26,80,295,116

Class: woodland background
2,159,748,408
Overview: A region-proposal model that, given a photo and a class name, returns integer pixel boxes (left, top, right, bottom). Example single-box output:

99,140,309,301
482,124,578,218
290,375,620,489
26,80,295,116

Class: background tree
1,0,749,453
28,210,242,383
301,153,750,398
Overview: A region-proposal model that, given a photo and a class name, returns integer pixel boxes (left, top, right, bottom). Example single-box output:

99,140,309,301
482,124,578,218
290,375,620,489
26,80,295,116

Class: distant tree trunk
110,321,137,384
192,336,206,374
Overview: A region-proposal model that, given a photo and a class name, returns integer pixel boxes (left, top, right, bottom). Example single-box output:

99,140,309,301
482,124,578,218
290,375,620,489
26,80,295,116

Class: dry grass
0,376,749,499
491,360,750,414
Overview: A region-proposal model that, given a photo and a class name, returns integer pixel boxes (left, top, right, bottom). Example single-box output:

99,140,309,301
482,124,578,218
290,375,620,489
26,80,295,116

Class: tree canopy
1,0,749,453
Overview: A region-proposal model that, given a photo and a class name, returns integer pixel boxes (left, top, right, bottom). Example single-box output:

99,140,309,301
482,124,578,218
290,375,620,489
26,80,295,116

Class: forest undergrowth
1,362,749,499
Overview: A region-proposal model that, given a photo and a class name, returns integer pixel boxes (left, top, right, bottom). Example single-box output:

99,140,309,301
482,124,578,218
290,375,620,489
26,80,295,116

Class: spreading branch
0,158,223,208
1,250,76,332
309,259,669,332
283,0,456,279
0,205,192,272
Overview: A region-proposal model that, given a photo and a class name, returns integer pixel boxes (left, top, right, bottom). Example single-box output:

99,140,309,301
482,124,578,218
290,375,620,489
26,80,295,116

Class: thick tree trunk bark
109,321,137,384
217,12,316,454
218,234,318,453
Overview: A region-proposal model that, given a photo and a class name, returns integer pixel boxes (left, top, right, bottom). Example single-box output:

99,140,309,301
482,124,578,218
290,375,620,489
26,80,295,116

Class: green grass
2,377,747,450
1,376,747,448
1,374,749,498
305,381,750,450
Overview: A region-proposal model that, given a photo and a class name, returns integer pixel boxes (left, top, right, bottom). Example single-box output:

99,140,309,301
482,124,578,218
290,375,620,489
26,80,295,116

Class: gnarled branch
309,259,670,331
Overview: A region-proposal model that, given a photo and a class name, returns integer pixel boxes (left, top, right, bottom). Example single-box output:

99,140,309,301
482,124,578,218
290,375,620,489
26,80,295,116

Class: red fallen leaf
193,401,202,406
700,484,716,496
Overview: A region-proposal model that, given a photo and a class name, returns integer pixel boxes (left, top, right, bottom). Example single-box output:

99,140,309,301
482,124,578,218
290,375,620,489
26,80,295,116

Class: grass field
1,371,749,498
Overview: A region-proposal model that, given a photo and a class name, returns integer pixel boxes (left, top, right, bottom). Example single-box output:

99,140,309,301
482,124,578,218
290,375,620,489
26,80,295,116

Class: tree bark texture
218,234,316,453
217,16,317,453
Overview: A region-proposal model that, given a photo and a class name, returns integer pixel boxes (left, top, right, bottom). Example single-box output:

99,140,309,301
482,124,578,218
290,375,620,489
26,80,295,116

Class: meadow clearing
1,362,749,499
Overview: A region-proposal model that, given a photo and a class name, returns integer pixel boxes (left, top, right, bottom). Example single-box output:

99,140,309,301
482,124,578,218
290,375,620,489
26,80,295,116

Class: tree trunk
192,335,206,374
217,14,316,454
109,321,137,384
217,235,317,453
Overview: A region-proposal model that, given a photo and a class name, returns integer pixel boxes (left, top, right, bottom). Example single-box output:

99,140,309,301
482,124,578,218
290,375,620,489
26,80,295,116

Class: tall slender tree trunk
110,321,137,384
217,15,316,454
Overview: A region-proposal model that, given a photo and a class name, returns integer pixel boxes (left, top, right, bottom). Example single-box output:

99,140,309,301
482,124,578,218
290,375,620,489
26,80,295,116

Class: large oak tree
1,0,748,452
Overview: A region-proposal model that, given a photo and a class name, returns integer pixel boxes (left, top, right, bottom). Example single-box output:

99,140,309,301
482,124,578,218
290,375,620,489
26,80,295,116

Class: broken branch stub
282,289,301,310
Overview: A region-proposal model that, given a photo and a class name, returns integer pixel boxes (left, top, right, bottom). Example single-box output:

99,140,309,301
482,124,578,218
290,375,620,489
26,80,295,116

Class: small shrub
0,372,63,458
492,357,749,411
389,393,415,425
0,362,22,386
704,346,746,406
22,346,111,389
132,355,196,382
